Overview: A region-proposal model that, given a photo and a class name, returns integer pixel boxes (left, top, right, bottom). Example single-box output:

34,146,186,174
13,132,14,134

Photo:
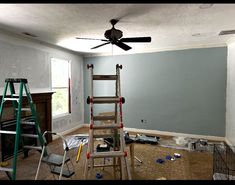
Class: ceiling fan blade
76,37,108,42
119,37,151,42
91,42,111,49
114,41,132,51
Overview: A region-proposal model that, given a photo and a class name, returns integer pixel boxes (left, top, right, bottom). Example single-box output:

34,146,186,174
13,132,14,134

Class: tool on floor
134,134,159,144
0,161,9,167
76,143,83,163
84,64,131,180
35,131,75,180
0,78,46,180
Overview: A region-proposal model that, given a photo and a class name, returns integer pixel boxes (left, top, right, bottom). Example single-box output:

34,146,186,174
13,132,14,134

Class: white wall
0,30,84,134
226,38,235,146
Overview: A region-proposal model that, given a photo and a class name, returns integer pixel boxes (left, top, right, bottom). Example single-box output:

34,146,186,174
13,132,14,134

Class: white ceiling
0,3,235,57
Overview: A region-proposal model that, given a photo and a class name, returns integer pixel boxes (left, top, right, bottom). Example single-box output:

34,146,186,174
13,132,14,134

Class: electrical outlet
141,119,147,124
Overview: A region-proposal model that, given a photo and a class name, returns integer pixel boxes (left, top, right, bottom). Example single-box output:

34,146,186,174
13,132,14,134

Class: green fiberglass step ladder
84,64,131,180
0,78,46,180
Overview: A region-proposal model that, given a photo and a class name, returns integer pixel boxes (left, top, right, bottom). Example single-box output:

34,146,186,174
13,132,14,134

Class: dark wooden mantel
0,92,53,143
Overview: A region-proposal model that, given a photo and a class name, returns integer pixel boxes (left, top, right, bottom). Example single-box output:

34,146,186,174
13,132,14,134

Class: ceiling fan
76,19,151,51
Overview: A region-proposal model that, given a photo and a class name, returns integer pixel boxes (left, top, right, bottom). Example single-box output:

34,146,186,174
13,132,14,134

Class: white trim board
52,123,84,140
56,124,225,142
225,137,234,147
123,127,225,142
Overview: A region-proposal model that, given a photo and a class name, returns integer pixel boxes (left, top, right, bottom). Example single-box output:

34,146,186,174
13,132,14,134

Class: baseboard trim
225,137,234,147
52,123,84,140
65,124,225,142
123,127,225,142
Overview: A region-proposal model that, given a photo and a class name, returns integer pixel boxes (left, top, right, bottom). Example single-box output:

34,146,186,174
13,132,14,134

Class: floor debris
156,159,165,164
132,134,159,145
64,134,89,150
165,155,172,160
174,153,181,158
156,177,167,180
96,173,103,179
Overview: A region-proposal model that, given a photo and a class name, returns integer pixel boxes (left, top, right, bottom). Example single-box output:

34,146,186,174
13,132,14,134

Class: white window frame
51,57,71,118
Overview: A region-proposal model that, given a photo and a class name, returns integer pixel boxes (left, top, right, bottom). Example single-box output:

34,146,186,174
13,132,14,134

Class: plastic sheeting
63,134,89,150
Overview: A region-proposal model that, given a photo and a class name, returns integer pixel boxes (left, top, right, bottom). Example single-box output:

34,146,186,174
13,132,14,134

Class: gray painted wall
84,47,227,137
0,30,84,134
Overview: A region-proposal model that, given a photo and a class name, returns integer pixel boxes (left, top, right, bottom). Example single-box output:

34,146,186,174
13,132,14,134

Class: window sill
52,112,71,119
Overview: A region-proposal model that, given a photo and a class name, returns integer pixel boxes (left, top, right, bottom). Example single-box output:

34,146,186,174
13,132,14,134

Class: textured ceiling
0,4,234,56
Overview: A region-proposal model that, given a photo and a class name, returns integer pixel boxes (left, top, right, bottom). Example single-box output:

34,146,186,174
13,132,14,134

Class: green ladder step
51,166,75,178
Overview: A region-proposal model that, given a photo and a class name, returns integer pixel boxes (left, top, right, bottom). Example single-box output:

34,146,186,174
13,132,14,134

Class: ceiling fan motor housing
104,28,123,41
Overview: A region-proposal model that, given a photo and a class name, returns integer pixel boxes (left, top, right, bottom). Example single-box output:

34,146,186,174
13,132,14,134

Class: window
51,58,71,117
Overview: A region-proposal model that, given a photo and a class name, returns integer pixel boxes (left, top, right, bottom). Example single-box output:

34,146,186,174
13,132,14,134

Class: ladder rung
21,134,39,138
0,130,16,135
93,115,115,121
21,121,35,125
12,94,20,97
93,134,115,138
93,97,120,104
91,151,125,158
5,78,27,83
23,145,42,150
0,167,13,172
16,108,31,111
90,164,120,168
12,94,27,97
93,75,117,80
3,98,19,101
92,124,122,130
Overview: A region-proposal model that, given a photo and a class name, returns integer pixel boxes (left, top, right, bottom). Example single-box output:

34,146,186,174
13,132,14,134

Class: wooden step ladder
0,78,46,180
84,64,131,180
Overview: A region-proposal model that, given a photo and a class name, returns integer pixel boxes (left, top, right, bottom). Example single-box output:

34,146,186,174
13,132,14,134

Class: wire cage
213,142,235,180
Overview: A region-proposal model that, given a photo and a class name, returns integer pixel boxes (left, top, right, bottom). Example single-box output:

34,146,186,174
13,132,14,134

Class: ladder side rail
90,104,95,170
89,65,94,170
8,82,18,118
34,144,47,180
11,82,24,180
118,99,126,180
114,65,119,149
84,64,94,179
117,64,132,180
116,64,121,97
112,64,121,178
